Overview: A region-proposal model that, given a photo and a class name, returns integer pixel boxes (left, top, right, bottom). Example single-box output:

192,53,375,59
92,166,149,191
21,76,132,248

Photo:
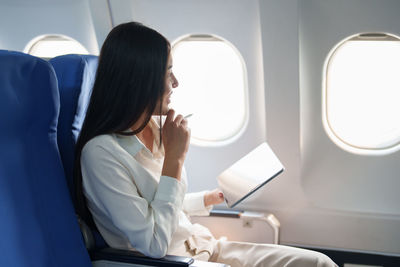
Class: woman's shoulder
82,134,120,158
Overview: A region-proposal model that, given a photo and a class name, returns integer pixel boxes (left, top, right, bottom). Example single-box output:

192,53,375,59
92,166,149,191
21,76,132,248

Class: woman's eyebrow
168,65,173,70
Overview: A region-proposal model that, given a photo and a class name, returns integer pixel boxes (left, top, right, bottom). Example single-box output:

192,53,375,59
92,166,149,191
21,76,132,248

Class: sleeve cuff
154,176,185,207
183,191,212,216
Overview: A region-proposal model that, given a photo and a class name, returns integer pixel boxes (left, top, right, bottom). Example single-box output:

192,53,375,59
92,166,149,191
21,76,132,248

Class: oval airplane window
171,34,248,146
25,34,89,59
323,33,400,155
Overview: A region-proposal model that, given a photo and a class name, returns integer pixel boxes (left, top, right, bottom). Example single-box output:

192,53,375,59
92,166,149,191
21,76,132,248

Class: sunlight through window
171,35,247,146
324,33,400,154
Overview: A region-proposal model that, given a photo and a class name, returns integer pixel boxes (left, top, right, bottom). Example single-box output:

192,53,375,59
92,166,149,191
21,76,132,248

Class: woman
74,22,337,266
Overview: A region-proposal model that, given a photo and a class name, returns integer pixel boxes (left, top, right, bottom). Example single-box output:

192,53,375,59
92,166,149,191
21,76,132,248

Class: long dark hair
74,22,170,227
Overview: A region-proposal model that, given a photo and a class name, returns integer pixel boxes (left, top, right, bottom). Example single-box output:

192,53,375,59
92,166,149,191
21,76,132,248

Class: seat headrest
0,50,59,136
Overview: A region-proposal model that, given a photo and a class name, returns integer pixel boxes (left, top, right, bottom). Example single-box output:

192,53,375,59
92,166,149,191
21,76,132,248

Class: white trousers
170,224,337,267
207,240,337,267
177,229,336,266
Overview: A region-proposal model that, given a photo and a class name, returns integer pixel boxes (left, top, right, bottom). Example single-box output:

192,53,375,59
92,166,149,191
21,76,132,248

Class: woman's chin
162,107,171,115
153,106,170,116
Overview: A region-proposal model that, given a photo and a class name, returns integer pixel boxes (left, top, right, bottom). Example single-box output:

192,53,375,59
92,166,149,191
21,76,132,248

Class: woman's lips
166,92,172,104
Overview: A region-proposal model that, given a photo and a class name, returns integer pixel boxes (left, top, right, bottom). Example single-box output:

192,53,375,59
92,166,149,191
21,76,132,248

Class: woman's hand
161,109,190,180
204,189,225,207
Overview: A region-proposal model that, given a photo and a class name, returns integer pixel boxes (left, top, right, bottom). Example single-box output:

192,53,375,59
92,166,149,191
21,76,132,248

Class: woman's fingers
165,109,175,124
165,109,187,127
174,114,184,126
162,110,191,164
204,189,225,206
215,189,224,203
180,118,188,127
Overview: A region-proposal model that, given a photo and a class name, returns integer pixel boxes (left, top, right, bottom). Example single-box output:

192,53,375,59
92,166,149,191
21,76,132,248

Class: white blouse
80,119,213,258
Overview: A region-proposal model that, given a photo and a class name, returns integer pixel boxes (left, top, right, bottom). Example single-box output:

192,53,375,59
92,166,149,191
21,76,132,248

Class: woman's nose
172,74,179,88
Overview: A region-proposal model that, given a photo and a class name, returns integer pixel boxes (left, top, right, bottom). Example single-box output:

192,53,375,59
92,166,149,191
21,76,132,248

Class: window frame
171,34,249,147
322,32,400,155
24,34,89,59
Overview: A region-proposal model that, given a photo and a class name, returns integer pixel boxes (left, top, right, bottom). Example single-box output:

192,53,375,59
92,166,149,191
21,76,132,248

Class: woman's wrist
162,156,184,181
203,192,211,207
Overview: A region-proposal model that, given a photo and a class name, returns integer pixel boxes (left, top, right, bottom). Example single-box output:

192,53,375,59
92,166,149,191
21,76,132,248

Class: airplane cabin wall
298,0,400,255
300,0,400,216
0,0,99,54
258,0,400,255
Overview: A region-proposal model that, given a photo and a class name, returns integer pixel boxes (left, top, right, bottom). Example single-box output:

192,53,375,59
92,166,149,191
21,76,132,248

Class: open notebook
217,142,284,208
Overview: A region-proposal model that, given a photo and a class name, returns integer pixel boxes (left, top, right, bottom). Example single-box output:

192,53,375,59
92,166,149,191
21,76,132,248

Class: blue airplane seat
50,54,108,249
0,50,92,267
49,54,98,204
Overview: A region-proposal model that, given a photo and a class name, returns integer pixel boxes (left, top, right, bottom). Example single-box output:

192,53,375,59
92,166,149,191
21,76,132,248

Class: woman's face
155,54,179,115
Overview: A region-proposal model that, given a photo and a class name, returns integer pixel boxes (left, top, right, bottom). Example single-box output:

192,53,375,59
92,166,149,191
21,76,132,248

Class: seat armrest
90,247,194,267
209,209,242,218
207,209,281,244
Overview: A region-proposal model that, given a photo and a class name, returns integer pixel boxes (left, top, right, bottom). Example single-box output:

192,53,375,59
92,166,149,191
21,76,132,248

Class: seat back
0,50,92,267
49,54,98,201
50,54,107,248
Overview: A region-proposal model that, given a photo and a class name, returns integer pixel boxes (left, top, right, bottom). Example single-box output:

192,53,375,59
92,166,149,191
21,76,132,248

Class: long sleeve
81,142,185,258
183,191,213,216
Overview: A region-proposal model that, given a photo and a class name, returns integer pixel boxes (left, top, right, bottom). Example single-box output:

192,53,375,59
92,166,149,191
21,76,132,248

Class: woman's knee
300,250,337,267
315,252,337,267
284,247,337,267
